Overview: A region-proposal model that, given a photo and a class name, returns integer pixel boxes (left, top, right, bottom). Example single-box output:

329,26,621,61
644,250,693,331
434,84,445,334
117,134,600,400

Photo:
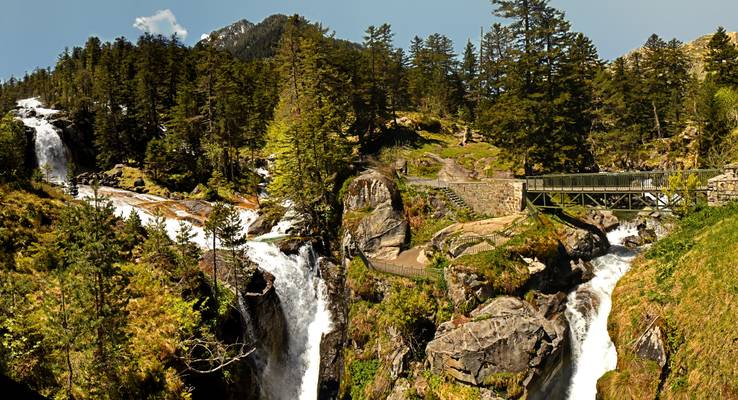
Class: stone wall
708,164,738,206
448,179,525,216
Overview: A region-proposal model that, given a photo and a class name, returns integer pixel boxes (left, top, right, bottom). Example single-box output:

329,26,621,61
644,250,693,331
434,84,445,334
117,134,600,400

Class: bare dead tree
179,337,256,374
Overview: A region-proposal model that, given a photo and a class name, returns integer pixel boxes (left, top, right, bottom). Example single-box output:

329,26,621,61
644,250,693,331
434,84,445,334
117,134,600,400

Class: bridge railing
526,169,721,192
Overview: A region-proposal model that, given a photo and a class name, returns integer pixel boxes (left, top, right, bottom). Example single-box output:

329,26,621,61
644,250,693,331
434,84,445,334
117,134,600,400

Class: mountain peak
199,14,289,61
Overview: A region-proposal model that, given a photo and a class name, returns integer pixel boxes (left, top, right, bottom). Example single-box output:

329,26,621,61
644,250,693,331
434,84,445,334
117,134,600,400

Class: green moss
483,371,526,398
456,249,529,295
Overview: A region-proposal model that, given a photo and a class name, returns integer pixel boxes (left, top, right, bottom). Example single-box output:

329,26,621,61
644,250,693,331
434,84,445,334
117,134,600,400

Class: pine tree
65,162,78,197
268,15,353,237
705,27,738,87
204,202,228,294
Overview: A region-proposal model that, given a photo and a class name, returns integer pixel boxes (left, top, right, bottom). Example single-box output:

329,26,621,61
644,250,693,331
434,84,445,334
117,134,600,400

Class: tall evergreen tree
705,27,738,87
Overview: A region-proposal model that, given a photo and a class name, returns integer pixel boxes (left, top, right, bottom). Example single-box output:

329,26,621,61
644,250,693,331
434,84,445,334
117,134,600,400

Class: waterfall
564,226,638,399
16,98,70,183
76,185,332,399
246,243,332,400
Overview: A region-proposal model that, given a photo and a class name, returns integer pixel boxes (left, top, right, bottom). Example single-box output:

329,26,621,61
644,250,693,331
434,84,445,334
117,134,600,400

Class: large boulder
581,209,619,232
560,225,609,261
343,170,408,260
425,296,569,398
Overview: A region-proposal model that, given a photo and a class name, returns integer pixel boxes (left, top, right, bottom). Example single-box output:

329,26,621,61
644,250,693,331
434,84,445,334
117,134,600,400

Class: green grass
599,203,738,399
455,248,530,295
378,113,515,179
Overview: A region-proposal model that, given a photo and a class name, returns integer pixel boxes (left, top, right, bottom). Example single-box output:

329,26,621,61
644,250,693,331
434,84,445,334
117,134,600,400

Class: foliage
0,113,28,182
455,249,529,295
663,172,701,215
347,359,380,400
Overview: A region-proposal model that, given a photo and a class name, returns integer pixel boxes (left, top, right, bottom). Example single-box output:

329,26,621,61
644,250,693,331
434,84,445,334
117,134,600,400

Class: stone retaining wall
708,164,738,206
448,180,525,216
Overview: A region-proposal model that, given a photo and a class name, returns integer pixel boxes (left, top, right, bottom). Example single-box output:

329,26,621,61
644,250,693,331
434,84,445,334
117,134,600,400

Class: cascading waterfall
564,226,638,399
246,243,332,400
16,98,70,183
75,185,332,400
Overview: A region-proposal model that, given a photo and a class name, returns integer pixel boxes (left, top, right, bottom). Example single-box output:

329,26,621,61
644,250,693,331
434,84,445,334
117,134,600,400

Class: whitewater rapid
565,226,638,399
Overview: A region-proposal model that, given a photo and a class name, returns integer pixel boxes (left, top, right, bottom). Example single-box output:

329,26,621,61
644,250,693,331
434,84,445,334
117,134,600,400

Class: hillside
684,31,738,77
598,205,738,399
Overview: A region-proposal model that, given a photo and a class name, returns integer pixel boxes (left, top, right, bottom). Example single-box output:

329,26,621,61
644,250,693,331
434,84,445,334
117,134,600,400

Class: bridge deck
524,169,722,211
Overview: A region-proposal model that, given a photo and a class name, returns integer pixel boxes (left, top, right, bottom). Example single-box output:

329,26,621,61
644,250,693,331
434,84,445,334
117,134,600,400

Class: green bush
417,116,442,133
348,359,380,400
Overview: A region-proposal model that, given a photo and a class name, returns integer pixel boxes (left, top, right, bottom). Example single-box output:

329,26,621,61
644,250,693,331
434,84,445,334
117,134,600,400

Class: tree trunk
652,100,662,139
59,277,74,399
212,234,218,296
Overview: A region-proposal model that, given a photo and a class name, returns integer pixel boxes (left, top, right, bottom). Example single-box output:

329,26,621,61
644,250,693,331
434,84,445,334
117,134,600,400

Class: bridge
524,169,722,211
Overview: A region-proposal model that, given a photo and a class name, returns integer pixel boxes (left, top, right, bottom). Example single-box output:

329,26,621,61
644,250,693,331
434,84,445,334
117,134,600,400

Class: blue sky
2,0,738,80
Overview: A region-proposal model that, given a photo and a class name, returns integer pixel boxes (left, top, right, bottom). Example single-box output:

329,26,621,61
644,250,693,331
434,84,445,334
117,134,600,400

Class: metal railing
439,233,509,257
525,169,721,193
365,257,442,281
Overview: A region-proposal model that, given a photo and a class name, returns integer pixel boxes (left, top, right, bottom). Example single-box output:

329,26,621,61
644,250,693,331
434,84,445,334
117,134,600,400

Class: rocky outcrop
634,322,668,368
444,265,495,311
76,171,121,187
241,268,288,360
560,224,609,261
581,209,619,232
199,250,287,360
343,170,408,259
425,295,569,398
318,257,348,400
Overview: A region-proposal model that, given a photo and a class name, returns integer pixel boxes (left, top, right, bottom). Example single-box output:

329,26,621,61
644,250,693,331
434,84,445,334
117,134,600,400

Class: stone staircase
440,187,476,217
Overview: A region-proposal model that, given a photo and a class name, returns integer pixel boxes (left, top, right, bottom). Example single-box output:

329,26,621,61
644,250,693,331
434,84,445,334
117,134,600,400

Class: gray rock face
344,170,402,211
425,296,568,394
318,258,348,400
444,265,494,311
343,170,408,259
561,225,609,261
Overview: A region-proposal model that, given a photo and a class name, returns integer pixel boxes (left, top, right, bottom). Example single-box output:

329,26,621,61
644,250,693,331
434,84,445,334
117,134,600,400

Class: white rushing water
16,98,70,183
565,226,638,399
75,186,331,399
246,243,333,400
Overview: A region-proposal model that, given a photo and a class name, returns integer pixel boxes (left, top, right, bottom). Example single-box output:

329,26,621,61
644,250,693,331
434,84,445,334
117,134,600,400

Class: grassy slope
599,204,738,399
378,113,516,178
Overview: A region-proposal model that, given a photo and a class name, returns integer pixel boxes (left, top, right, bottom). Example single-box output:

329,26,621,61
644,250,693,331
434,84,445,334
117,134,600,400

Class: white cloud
133,9,188,39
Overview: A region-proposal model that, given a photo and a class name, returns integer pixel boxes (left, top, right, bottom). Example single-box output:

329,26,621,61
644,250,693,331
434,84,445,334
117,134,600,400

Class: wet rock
248,214,273,236
278,238,303,255
133,177,145,187
426,296,568,396
318,258,348,400
561,225,609,261
623,223,657,249
581,209,619,232
634,322,667,367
